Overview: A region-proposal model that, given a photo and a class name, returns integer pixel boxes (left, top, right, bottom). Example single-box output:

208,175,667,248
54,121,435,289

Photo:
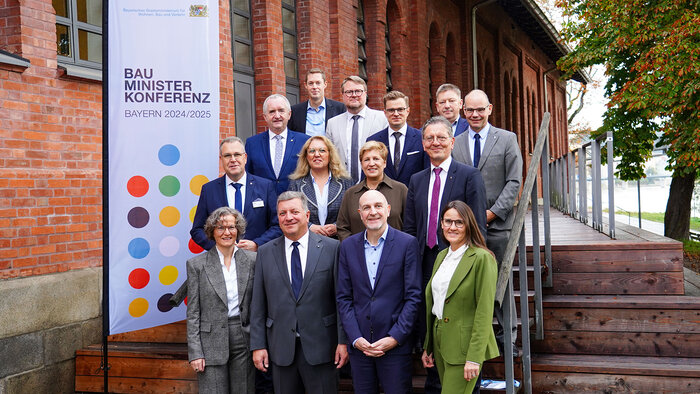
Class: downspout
472,0,497,89
543,67,557,111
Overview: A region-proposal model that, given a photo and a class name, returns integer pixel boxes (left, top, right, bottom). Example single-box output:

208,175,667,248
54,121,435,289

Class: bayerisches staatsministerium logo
189,5,208,17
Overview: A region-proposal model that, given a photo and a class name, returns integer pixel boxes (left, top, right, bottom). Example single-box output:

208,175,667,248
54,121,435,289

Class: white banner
108,1,219,334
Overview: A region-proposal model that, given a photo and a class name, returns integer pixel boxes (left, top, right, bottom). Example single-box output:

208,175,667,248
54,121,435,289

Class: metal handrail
495,112,551,394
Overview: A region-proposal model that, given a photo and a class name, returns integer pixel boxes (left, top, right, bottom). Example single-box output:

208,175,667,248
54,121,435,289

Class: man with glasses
435,83,469,137
289,68,346,136
367,90,428,187
403,116,487,394
327,76,389,183
452,89,523,358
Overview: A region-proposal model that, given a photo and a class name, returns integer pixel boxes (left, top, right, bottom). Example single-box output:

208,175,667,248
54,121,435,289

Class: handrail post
579,146,587,224
561,155,568,214
519,228,532,393
568,152,576,216
591,140,601,231
531,179,544,339
606,131,615,238
503,275,515,394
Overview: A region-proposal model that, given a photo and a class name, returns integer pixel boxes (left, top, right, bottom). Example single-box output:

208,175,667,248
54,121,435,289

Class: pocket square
406,151,420,155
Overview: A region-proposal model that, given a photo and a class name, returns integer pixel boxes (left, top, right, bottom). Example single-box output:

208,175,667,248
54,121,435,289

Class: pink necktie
427,167,442,248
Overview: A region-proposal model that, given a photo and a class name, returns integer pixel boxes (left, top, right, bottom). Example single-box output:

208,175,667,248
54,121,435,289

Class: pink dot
128,268,150,289
188,239,204,254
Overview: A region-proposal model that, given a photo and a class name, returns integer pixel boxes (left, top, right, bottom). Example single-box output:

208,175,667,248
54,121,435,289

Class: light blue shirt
363,225,389,289
305,99,327,137
312,174,331,225
468,123,491,165
225,173,246,212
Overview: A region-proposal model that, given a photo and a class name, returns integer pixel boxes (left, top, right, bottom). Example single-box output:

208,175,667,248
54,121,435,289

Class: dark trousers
348,351,412,394
271,338,337,394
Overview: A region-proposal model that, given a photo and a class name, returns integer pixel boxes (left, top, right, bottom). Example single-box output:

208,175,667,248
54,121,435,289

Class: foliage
683,239,700,255
557,0,700,182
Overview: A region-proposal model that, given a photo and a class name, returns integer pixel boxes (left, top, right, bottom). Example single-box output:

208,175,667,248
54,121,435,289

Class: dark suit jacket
186,247,256,364
452,126,523,231
289,98,346,134
454,117,469,137
244,130,311,195
336,226,421,354
250,232,346,366
366,126,428,187
288,175,354,226
190,174,281,251
404,160,488,253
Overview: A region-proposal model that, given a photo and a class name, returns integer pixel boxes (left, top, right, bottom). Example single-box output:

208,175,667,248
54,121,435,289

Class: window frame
54,0,103,69
281,0,299,86
231,0,255,75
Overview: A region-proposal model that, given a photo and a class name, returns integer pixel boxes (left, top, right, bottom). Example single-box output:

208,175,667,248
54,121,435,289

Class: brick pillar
296,0,332,99
328,0,359,101
219,0,236,139
0,0,22,55
251,0,286,133
363,0,387,110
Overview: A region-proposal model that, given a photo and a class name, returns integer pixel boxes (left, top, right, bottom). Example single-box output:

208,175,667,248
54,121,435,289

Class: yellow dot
159,206,180,227
129,298,149,318
189,206,197,223
159,265,179,285
190,175,209,195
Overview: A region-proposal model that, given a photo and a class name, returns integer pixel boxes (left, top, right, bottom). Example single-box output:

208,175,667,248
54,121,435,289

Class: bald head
463,89,493,132
358,190,391,232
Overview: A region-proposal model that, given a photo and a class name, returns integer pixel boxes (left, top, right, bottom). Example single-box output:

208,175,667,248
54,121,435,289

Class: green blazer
424,245,499,365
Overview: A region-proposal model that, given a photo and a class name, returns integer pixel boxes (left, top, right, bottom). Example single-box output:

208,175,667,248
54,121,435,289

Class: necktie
273,134,283,178
232,183,242,213
351,115,360,183
473,133,481,167
392,131,401,173
291,241,302,299
427,167,442,248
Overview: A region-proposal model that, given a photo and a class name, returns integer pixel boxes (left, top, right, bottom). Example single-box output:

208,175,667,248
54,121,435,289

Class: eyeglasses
308,148,328,155
385,107,407,114
215,225,237,233
221,153,245,160
343,89,365,97
464,107,488,114
441,219,465,229
422,135,450,143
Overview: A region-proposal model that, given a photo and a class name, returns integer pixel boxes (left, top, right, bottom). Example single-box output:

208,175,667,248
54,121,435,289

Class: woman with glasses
186,207,256,393
288,135,353,238
422,200,499,393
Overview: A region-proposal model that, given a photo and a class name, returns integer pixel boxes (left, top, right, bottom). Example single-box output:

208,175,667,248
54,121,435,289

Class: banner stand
102,0,110,392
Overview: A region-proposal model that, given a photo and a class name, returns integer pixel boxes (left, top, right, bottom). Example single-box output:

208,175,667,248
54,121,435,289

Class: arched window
428,23,441,114
357,1,368,81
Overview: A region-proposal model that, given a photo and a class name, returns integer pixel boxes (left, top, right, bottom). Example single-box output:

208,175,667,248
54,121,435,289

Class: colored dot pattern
159,206,180,227
159,265,179,286
129,298,149,318
189,238,204,254
159,236,180,257
158,144,180,166
159,175,180,197
157,293,174,312
127,176,149,197
127,207,149,228
128,268,150,289
189,175,209,195
128,238,150,259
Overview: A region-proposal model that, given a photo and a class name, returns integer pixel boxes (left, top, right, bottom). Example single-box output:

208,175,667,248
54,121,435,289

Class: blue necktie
291,241,302,299
232,183,243,213
473,133,481,167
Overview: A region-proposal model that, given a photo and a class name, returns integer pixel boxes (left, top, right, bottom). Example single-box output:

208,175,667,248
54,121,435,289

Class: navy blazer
245,130,311,195
288,175,354,226
336,226,421,353
190,174,281,250
366,126,428,187
289,98,346,135
454,117,469,137
404,160,488,253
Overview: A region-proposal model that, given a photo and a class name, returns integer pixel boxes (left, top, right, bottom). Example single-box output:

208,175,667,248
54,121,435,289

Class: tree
557,0,700,240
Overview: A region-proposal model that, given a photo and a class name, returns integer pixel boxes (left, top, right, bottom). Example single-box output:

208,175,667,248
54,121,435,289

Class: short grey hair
219,136,244,153
277,190,309,212
263,94,291,113
421,116,454,138
436,83,461,98
203,207,247,241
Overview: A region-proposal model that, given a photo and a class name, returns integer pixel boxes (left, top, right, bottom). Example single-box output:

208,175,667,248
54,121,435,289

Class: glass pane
77,0,102,27
386,73,392,88
283,32,296,55
358,44,366,59
357,1,364,20
53,0,69,18
284,57,297,79
282,0,295,8
233,14,250,40
282,8,295,31
359,63,367,80
386,53,391,68
385,35,390,51
234,42,252,67
233,0,249,12
357,23,365,39
78,29,102,63
56,24,71,57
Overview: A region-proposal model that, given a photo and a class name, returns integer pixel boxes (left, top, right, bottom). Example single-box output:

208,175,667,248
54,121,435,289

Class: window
282,0,298,82
357,1,368,81
385,21,392,91
54,0,102,67
232,0,254,72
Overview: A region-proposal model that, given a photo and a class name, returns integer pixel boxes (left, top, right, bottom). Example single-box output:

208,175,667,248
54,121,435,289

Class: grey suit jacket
453,126,523,231
326,107,389,172
186,247,256,364
250,232,346,367
288,175,354,226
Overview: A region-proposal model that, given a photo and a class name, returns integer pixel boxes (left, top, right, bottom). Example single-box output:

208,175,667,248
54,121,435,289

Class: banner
108,1,219,334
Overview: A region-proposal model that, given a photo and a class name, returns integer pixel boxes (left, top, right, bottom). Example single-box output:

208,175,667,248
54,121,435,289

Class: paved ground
684,268,700,296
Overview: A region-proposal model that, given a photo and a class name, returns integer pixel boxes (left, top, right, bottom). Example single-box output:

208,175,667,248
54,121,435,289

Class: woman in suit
187,207,256,393
422,200,499,393
288,135,353,238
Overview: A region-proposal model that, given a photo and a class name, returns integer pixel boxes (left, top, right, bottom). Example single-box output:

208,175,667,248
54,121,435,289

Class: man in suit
453,89,523,356
190,137,280,252
327,75,389,184
251,191,349,394
435,83,469,137
289,68,346,136
367,90,428,187
403,116,487,394
245,94,311,195
336,190,421,394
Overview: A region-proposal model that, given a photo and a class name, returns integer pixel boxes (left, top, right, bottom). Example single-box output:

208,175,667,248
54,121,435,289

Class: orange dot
127,176,149,197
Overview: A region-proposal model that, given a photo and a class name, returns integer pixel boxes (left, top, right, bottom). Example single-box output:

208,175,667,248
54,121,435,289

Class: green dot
159,176,180,197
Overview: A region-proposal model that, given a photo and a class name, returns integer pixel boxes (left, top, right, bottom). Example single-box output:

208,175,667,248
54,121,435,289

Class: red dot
184,296,188,306
128,268,150,289
127,176,149,197
188,239,204,254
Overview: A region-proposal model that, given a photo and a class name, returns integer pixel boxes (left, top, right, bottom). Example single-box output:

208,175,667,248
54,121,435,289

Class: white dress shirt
431,244,468,319
216,246,240,317
426,156,451,236
284,230,309,282
468,123,491,163
225,173,246,212
388,124,407,163
343,107,368,169
269,128,289,168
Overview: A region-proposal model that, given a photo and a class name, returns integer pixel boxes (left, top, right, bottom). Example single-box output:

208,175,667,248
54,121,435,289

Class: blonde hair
289,136,350,180
359,140,388,162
